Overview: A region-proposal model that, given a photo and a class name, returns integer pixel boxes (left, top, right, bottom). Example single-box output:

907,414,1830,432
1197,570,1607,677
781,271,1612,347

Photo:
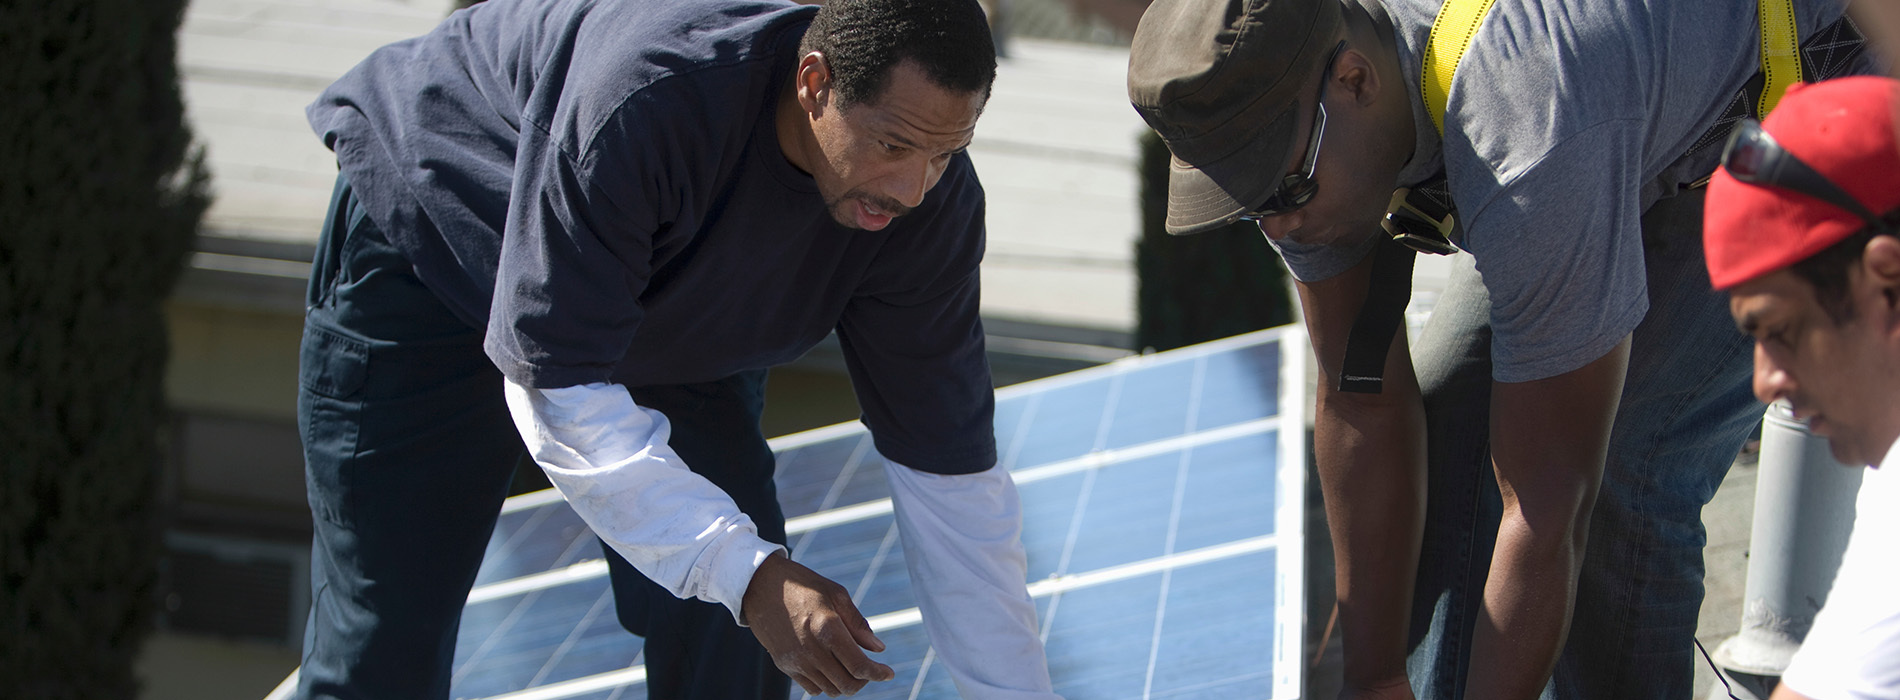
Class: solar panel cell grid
474,503,598,586
775,435,876,520
444,328,1305,700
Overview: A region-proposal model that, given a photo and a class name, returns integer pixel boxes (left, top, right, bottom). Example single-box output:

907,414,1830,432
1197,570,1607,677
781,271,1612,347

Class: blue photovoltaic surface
429,327,1306,700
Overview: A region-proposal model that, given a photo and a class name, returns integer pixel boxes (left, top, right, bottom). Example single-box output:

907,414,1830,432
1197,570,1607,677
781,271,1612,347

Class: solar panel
443,326,1308,700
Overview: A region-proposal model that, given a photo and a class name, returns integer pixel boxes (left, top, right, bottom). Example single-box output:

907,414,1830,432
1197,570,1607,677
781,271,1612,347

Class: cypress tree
1134,130,1294,352
0,0,209,696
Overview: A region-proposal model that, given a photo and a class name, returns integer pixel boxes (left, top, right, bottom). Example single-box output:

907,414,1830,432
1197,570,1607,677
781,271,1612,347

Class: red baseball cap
1704,76,1900,290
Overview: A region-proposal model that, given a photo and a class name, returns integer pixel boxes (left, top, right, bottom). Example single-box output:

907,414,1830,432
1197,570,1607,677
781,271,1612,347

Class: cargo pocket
300,325,368,398
298,324,370,526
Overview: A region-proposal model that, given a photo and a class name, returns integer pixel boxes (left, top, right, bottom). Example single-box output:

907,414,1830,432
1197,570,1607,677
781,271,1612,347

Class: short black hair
798,0,997,109
1788,211,1900,323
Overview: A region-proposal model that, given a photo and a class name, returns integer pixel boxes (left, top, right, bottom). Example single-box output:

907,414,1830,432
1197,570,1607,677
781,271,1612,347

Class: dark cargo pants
294,173,790,700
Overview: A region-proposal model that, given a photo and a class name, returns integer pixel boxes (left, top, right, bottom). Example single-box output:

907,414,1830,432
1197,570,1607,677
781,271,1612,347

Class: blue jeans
295,173,789,700
1404,190,1763,699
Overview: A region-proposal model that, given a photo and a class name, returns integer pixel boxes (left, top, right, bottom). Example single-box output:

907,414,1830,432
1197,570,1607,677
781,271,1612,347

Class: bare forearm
1464,340,1628,700
1295,255,1429,694
1466,511,1587,700
1316,384,1427,689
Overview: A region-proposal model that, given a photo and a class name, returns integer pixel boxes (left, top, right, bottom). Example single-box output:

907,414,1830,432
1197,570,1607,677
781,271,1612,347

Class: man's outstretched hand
742,551,895,696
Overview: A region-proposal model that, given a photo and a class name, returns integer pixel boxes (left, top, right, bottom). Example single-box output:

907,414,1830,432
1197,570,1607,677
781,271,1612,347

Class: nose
1752,343,1793,405
889,157,943,210
1253,210,1303,241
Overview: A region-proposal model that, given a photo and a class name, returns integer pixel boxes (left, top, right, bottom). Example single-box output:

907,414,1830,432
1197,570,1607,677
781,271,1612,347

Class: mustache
841,190,912,218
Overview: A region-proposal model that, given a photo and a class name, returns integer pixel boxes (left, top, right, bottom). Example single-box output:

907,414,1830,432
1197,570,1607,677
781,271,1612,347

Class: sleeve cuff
703,531,787,627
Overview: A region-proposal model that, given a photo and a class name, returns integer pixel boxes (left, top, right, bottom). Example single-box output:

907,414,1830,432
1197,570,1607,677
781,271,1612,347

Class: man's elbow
1497,458,1601,555
1316,378,1421,427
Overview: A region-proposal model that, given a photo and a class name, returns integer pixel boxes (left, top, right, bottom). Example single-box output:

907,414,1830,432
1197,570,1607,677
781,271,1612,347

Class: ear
1863,235,1900,331
795,51,832,116
1334,47,1381,108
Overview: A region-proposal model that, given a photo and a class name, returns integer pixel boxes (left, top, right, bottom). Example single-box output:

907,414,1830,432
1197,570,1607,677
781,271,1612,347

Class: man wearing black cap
1128,0,1874,698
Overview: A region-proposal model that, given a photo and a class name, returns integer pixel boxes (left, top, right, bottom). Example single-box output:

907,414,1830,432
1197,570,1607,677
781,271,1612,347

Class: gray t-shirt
1277,0,1862,382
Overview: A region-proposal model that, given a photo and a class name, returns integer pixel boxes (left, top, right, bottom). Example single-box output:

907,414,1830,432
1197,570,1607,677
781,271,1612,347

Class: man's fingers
808,657,858,696
811,624,875,694
790,672,822,696
801,658,845,697
746,556,896,695
823,620,892,683
844,651,895,683
832,590,887,654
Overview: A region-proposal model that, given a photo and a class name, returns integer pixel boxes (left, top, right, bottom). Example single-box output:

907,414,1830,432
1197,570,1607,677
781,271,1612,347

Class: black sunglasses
1240,41,1348,222
1721,118,1892,233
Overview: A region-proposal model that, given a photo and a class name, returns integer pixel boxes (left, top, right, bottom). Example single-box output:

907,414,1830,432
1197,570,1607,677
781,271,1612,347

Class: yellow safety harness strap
1422,0,1802,136
1758,0,1802,115
1360,0,1811,394
1419,0,1494,135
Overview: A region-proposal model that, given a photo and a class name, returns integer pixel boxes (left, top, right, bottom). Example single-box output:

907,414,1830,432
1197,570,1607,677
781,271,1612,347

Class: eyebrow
883,130,924,150
884,129,972,154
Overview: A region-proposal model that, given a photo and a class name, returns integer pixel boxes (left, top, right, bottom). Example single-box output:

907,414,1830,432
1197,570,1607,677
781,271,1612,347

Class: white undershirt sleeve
503,379,784,624
1780,458,1900,700
884,459,1062,699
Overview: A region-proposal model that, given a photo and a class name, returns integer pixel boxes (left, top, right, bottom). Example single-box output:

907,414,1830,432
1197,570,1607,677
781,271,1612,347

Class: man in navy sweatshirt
298,0,1058,697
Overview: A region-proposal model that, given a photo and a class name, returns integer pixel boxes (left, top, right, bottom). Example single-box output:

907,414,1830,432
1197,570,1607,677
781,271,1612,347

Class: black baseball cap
1128,0,1344,235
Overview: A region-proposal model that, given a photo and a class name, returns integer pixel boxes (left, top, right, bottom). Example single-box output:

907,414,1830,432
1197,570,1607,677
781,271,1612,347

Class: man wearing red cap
1705,75,1900,700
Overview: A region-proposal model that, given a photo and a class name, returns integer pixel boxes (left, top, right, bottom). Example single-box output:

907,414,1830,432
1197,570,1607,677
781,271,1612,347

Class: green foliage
0,0,209,695
1134,130,1294,352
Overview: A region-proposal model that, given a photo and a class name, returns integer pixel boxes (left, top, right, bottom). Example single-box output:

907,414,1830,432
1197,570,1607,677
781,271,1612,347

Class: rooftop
160,0,1760,697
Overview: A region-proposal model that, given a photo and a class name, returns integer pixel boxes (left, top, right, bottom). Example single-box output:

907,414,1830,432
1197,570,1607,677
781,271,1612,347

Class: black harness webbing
1337,238,1416,394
